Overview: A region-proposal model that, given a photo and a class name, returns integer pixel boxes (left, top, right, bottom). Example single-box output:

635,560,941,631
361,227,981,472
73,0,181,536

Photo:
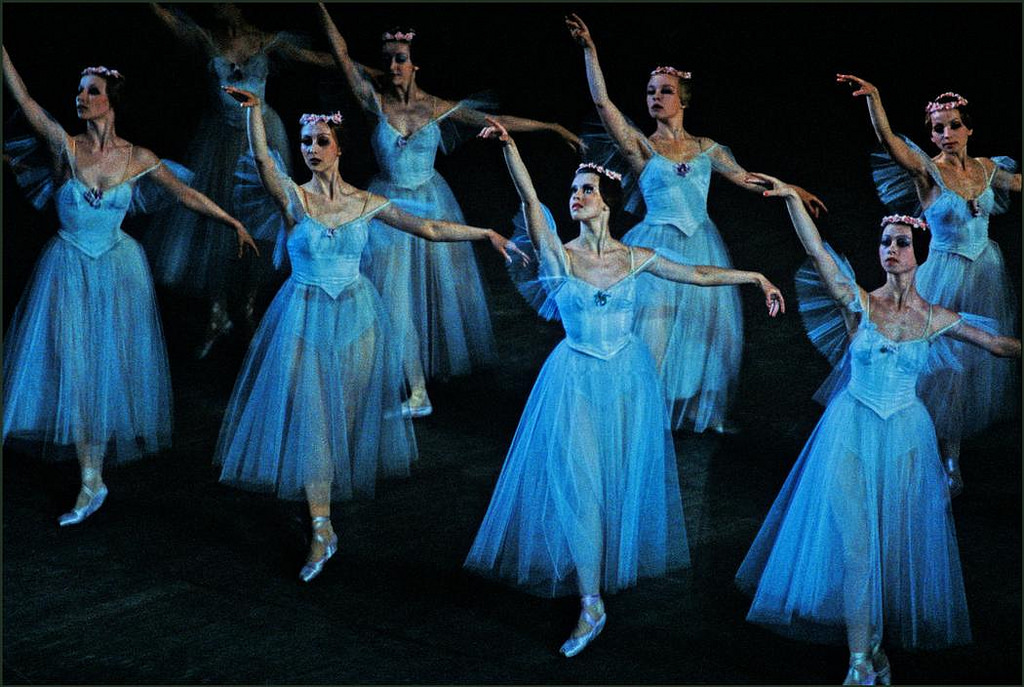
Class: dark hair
649,72,693,107
572,166,624,227
924,94,973,130
103,75,126,111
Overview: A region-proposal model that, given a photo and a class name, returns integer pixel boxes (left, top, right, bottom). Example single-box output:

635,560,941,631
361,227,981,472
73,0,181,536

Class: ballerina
566,13,825,433
2,46,256,526
214,88,524,582
736,172,1020,684
145,3,335,358
837,74,1021,496
466,119,785,657
316,3,582,416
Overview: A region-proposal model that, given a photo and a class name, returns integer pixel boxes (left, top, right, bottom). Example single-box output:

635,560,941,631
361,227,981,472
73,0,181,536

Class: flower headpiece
881,214,929,232
925,92,968,114
81,66,123,80
575,162,623,183
299,112,344,126
382,30,416,42
650,66,692,80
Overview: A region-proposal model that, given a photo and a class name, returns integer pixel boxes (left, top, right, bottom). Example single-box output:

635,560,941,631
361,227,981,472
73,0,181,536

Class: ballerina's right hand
477,116,512,145
222,85,260,108
745,172,796,199
234,223,260,258
835,74,878,98
565,13,594,48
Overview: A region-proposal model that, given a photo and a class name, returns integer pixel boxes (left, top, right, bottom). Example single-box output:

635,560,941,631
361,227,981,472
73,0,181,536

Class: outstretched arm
989,161,1022,194
836,74,934,197
448,107,582,154
224,86,294,224
149,3,216,57
477,118,560,267
316,2,381,115
708,142,828,218
643,250,785,318
565,13,648,174
265,31,337,69
375,201,524,264
2,45,69,155
139,146,258,257
934,309,1022,358
750,172,863,308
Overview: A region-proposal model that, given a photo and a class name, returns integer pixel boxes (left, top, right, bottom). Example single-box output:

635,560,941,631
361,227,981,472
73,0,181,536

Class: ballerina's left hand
233,222,260,258
792,185,828,218
759,277,786,318
222,85,260,108
478,117,511,144
486,230,530,265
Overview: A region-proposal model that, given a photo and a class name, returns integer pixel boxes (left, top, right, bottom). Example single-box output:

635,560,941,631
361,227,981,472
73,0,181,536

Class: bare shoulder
928,303,961,332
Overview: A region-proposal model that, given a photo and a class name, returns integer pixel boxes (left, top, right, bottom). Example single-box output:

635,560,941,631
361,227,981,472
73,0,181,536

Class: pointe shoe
401,400,433,419
843,652,876,685
194,319,234,360
58,484,108,526
559,595,606,658
944,457,964,498
870,642,891,686
299,516,338,583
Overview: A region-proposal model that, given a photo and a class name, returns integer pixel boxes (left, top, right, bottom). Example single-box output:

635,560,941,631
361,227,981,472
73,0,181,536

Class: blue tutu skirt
214,275,417,501
143,105,291,297
736,389,970,649
622,219,743,431
363,171,497,380
3,234,173,463
465,338,689,597
915,242,1018,441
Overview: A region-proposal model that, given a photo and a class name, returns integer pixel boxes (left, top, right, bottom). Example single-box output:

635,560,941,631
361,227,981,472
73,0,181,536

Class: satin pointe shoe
944,456,964,498
299,516,338,583
559,594,606,658
869,642,891,686
401,401,433,419
58,483,109,527
843,651,877,685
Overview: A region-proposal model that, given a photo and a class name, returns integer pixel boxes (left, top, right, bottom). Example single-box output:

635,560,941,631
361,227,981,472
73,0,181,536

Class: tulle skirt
622,219,743,431
143,105,291,297
465,337,689,597
214,275,417,501
363,171,496,380
3,234,173,463
736,390,971,650
915,243,1018,440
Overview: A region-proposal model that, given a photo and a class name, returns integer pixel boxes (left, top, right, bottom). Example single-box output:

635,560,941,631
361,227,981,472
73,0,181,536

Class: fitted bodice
209,53,270,127
845,321,932,419
56,177,134,258
637,148,715,236
286,203,387,299
923,185,995,260
370,116,445,190
555,275,640,360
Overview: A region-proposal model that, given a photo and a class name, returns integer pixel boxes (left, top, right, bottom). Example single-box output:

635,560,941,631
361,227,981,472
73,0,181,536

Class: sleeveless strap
118,145,135,184
564,248,574,276
921,304,934,338
627,245,635,273
67,138,79,179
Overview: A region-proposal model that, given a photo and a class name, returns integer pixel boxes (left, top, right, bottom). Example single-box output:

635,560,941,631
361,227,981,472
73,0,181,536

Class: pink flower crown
299,112,344,126
81,66,123,80
382,30,416,42
575,162,623,182
925,92,968,114
881,214,929,232
650,66,692,80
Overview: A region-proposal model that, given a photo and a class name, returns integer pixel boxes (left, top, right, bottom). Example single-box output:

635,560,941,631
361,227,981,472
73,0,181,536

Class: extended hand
759,277,786,318
477,116,512,144
792,185,828,218
745,172,796,200
836,73,878,98
222,85,260,108
488,230,530,265
565,14,594,48
235,224,260,258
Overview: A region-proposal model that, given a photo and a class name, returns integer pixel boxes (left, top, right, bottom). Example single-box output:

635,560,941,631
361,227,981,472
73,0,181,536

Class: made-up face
646,74,683,119
569,172,608,222
76,75,112,120
879,225,917,273
381,42,415,88
929,109,972,153
300,122,340,172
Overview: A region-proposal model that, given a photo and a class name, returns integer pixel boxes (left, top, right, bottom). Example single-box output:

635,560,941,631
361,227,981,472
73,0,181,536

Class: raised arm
149,3,216,57
137,146,258,257
448,107,582,154
642,249,785,318
223,86,294,225
836,74,933,192
315,2,381,115
751,172,862,308
477,118,561,267
2,45,69,155
565,14,648,173
265,30,337,69
707,142,828,217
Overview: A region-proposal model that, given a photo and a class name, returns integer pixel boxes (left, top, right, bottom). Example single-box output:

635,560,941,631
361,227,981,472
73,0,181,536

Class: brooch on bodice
967,198,981,217
396,135,409,149
83,187,104,208
594,291,610,307
674,161,691,177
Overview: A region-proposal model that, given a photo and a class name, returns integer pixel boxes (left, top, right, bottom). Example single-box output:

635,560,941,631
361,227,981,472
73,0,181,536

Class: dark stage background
3,3,1021,684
